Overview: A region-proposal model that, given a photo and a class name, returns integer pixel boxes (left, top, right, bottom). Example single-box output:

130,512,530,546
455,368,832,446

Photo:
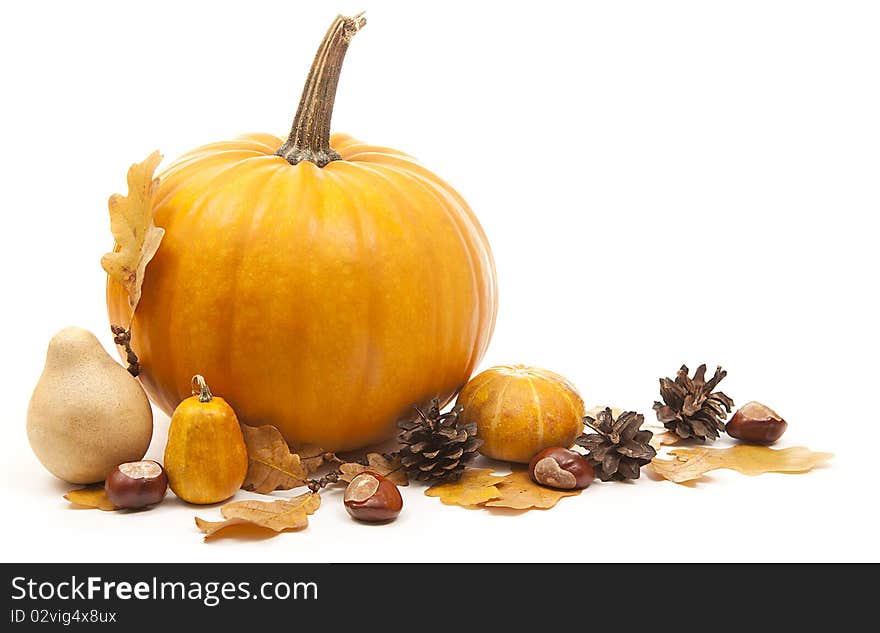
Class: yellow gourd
163,375,248,504
457,365,585,464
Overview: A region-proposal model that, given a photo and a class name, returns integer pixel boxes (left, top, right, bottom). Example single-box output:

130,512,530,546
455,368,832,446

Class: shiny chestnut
529,447,595,490
726,401,788,445
344,471,403,522
105,460,168,509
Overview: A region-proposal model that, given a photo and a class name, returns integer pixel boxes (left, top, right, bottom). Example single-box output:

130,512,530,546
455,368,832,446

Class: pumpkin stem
191,375,213,403
276,13,366,167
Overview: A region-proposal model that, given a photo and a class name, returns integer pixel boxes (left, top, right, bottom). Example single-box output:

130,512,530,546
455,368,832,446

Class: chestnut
105,460,168,509
529,447,594,490
726,401,788,445
344,471,402,522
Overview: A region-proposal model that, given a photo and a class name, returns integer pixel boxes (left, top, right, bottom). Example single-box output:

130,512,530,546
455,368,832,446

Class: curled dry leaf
425,468,503,506
425,468,580,510
646,423,679,450
650,445,833,484
194,492,321,538
101,151,165,314
64,486,118,511
240,424,309,493
339,453,408,487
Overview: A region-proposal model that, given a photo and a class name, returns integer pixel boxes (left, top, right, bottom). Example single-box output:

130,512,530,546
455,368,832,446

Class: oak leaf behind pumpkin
101,151,165,314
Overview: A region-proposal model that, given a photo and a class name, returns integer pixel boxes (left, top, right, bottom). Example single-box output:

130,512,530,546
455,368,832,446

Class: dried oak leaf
64,486,118,511
101,151,165,314
425,469,579,510
646,423,680,450
240,424,310,493
292,443,332,474
425,468,503,506
194,492,321,538
485,471,581,510
339,453,409,487
651,445,833,484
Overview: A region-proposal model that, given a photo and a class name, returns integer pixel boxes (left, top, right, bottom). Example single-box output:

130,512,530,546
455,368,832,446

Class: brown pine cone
398,399,482,483
653,364,734,441
577,408,656,481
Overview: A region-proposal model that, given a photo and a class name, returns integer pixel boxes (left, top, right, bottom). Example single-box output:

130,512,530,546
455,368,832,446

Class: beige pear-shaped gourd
27,327,153,484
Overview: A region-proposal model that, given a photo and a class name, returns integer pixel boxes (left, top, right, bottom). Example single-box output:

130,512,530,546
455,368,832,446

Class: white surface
1,0,878,563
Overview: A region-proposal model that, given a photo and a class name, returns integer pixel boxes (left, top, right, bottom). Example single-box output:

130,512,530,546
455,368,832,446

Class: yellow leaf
64,486,118,511
240,424,310,493
101,151,165,314
194,492,321,538
484,470,581,510
425,469,504,506
339,453,409,487
426,469,581,510
650,445,833,484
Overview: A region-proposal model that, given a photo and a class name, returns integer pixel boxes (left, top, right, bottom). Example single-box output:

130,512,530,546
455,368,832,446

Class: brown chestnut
105,460,168,509
344,471,402,522
726,401,788,445
529,447,595,490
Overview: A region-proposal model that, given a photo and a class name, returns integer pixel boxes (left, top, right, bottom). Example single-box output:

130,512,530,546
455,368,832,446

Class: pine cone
577,408,656,481
398,399,482,483
653,364,734,441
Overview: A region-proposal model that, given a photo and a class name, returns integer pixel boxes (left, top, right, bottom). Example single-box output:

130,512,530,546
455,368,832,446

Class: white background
1,0,877,563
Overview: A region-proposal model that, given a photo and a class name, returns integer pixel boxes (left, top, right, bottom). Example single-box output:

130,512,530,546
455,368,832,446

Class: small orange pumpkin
106,14,497,451
163,375,248,504
457,365,585,463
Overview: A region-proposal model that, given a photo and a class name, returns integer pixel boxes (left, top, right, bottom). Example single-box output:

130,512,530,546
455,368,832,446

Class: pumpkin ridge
327,132,360,156
464,369,499,412
533,367,581,397
363,160,489,380
178,146,269,163
267,163,322,442
526,376,545,452
164,158,273,407
316,166,377,446
235,132,285,154
557,382,583,435
223,164,292,425
339,149,496,366
488,373,512,449
152,215,189,408
341,161,448,397
157,151,271,201
154,153,272,217
339,145,416,163
369,154,498,356
345,162,455,436
170,182,231,407
375,164,475,385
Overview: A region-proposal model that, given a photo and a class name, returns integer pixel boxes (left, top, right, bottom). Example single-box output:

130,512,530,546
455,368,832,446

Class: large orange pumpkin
106,14,497,451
